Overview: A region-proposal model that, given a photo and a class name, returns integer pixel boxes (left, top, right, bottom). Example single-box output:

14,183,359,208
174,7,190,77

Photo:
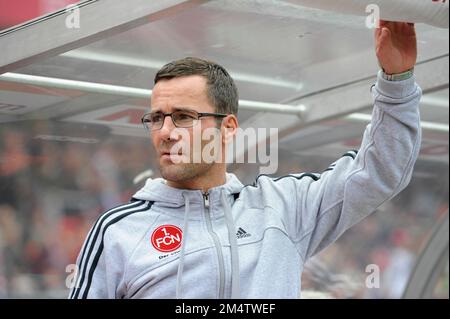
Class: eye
149,113,163,123
174,111,196,121
179,113,194,120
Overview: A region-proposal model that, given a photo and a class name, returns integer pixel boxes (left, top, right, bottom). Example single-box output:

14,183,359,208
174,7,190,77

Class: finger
394,22,415,36
382,20,394,28
375,26,382,39
380,27,392,43
405,22,416,36
378,27,392,51
393,22,402,33
400,21,413,33
376,27,389,52
375,20,389,37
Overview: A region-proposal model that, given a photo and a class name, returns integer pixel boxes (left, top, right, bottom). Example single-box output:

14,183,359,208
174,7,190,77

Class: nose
159,114,176,141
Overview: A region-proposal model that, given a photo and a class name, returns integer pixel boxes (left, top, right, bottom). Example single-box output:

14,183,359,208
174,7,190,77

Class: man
69,21,421,299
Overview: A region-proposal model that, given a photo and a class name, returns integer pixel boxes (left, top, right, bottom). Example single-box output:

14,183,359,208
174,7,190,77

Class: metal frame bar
345,113,449,133
0,0,208,74
0,72,305,115
421,95,449,109
61,49,305,90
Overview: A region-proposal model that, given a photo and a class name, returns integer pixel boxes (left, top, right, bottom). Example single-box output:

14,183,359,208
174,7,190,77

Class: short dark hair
154,57,239,115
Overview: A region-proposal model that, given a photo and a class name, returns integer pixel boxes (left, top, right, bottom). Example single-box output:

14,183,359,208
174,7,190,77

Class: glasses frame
141,109,228,131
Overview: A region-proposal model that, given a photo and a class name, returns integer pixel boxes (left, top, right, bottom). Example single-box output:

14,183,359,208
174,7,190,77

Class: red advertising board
0,0,79,29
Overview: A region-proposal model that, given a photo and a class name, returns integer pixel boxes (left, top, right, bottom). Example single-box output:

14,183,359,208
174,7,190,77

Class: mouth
160,150,182,156
159,150,185,162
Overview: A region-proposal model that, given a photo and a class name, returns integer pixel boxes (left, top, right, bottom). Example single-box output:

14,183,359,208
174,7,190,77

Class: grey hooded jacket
69,71,422,299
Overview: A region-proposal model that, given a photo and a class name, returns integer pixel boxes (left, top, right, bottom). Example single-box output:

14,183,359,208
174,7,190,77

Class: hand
375,20,417,75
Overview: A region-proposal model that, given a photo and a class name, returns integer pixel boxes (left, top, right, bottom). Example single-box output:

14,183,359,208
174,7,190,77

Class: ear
221,115,238,145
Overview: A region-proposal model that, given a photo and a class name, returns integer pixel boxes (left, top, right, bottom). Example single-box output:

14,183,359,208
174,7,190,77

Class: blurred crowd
0,121,154,298
0,120,448,298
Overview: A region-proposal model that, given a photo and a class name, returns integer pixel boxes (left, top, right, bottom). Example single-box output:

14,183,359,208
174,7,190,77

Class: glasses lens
173,110,198,127
143,112,163,130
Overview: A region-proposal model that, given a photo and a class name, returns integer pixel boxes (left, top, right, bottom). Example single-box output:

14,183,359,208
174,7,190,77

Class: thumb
379,27,392,46
376,27,392,57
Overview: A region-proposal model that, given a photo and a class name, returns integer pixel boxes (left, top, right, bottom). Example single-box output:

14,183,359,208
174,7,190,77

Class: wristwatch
382,68,414,81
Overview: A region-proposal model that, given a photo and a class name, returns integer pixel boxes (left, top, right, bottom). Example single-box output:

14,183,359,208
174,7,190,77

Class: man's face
150,75,221,183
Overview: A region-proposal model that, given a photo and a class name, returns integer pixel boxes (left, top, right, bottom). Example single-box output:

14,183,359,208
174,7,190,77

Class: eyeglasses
141,109,228,131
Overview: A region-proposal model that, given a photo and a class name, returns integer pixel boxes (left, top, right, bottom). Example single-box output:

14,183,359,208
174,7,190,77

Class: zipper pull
203,192,210,209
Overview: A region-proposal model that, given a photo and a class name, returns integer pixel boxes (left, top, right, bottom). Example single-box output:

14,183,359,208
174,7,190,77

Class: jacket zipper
203,192,225,299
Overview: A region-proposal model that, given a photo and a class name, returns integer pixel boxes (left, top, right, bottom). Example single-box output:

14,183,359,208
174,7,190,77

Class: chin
159,162,214,182
159,163,185,182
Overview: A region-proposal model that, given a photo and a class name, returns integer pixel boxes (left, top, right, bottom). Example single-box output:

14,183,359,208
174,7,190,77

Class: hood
132,172,244,207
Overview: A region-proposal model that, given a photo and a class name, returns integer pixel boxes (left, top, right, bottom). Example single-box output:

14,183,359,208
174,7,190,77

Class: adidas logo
236,227,251,239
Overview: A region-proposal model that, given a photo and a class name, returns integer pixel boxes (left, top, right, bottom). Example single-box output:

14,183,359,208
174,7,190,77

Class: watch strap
382,68,414,81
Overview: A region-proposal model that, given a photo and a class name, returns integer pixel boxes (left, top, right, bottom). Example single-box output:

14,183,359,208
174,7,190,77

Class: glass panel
299,119,449,299
0,120,154,298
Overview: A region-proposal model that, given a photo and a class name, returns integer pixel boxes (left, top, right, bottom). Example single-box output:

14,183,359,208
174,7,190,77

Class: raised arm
272,21,423,260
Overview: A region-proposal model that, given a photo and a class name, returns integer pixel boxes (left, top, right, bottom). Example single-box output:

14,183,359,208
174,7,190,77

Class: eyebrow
150,106,196,114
